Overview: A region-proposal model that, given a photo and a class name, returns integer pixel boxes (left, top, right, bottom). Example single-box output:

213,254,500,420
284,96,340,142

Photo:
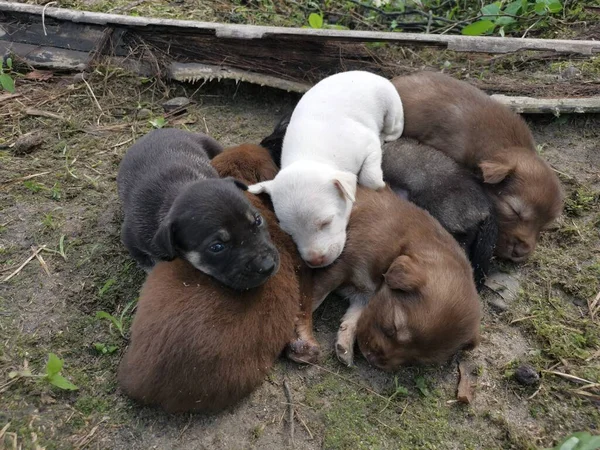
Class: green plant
42,213,57,230
93,343,119,355
308,12,324,28
462,0,563,36
547,432,600,450
98,278,115,297
415,375,431,397
96,299,137,338
0,56,15,93
149,117,166,128
23,180,44,193
8,353,78,391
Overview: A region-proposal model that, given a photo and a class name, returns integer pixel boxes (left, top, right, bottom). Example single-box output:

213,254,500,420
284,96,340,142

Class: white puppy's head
249,161,356,268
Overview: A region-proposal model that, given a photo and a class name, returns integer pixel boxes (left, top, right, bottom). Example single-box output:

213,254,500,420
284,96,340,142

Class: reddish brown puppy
391,71,564,262
310,186,481,369
117,144,316,414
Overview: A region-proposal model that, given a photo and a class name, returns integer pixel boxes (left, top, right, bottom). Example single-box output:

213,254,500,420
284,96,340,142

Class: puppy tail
470,213,498,291
259,112,292,168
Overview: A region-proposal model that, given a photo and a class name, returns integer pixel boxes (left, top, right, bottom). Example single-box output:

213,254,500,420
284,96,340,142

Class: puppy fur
249,71,404,268
391,71,564,262
310,187,481,369
117,129,279,291
118,144,312,414
382,138,497,289
261,116,497,289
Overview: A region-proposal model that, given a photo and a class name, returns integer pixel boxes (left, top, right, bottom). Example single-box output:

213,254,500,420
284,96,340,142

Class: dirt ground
0,64,599,450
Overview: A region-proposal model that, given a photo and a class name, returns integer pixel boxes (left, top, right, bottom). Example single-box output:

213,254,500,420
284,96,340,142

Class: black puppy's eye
209,242,225,253
254,214,263,227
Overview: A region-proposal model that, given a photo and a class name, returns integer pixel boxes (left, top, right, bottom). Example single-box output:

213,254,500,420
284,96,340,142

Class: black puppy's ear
224,176,248,191
151,219,177,261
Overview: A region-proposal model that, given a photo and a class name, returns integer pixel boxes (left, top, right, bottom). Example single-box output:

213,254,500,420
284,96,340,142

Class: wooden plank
491,94,600,114
0,1,598,56
0,41,90,70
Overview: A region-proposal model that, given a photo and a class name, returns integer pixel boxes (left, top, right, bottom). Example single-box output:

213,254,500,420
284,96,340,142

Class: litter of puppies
115,70,564,414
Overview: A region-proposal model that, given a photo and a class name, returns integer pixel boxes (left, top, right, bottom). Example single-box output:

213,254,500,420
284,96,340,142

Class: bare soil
0,65,599,450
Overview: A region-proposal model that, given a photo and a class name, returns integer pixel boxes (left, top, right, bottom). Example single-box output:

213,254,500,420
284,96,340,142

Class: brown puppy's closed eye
391,71,564,262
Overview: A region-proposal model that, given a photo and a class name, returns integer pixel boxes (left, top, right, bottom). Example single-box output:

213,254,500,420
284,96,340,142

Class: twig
34,247,51,277
521,18,541,39
283,379,294,448
25,108,65,121
295,412,313,440
74,417,107,449
588,290,600,321
0,422,10,440
111,137,134,148
1,171,50,186
2,246,47,283
42,1,57,36
542,370,593,385
81,74,103,113
300,360,387,401
510,315,538,324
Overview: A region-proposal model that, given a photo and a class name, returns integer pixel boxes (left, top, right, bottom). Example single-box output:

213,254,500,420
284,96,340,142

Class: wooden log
491,94,600,114
0,1,599,56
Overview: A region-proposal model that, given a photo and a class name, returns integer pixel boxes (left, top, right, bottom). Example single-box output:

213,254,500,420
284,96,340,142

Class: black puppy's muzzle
246,251,280,277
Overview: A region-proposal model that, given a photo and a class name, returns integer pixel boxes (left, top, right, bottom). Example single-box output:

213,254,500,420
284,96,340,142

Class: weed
548,431,600,450
93,343,119,355
0,56,15,93
8,353,78,391
23,180,44,193
42,213,57,230
96,299,138,338
149,117,166,128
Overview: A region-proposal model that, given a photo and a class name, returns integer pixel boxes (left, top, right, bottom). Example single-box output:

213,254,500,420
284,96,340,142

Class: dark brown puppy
310,186,481,369
392,71,564,262
117,144,314,414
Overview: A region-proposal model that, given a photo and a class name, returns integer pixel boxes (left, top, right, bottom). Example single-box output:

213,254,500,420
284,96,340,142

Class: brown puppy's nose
512,239,532,259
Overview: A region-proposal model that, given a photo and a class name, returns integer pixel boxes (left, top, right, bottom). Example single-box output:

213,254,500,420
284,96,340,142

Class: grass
1,59,599,448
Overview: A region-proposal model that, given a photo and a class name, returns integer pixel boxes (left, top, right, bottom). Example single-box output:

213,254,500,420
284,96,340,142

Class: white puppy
249,70,404,268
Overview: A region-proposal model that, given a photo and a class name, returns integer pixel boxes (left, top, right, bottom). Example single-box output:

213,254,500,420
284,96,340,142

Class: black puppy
118,128,280,290
262,116,497,289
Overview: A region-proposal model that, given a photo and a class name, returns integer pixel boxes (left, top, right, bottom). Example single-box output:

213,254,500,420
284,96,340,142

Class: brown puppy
117,144,315,414
311,186,481,369
391,71,564,262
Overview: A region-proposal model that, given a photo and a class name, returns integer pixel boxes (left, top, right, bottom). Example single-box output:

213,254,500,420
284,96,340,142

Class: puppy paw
286,338,321,364
335,340,354,367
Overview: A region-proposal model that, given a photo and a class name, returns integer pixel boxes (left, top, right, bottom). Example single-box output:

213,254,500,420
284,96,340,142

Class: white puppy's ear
248,181,274,195
333,172,357,202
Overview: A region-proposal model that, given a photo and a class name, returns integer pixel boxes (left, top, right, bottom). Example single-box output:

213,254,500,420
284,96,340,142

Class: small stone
487,296,509,312
136,108,152,120
514,364,540,386
560,66,581,81
12,132,44,155
162,97,191,113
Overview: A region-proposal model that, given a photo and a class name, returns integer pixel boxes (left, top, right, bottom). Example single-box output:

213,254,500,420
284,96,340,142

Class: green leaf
0,73,15,93
308,12,323,29
503,1,522,16
48,373,78,391
579,436,600,450
461,20,496,36
480,2,501,17
545,0,562,14
46,353,63,377
93,343,118,355
414,376,431,397
98,278,115,297
495,16,516,26
149,117,166,129
96,311,123,335
6,57,12,69
534,1,548,15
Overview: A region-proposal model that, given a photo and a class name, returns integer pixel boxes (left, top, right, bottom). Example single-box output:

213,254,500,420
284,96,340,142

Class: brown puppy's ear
333,171,357,202
384,255,425,291
152,220,177,261
479,160,514,184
